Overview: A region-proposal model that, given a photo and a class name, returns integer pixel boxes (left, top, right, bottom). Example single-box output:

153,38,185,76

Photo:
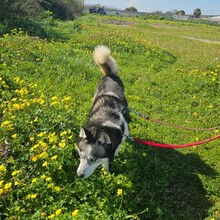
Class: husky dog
76,45,130,178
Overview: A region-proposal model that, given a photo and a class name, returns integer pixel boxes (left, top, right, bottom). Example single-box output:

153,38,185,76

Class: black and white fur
76,45,130,178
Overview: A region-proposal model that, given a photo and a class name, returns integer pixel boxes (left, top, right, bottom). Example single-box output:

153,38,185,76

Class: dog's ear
98,131,111,145
79,127,93,139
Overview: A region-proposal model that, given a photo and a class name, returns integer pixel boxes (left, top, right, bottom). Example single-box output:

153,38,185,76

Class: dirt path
182,36,220,44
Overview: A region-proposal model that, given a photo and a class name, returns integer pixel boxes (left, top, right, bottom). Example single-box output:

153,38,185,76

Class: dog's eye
90,158,97,163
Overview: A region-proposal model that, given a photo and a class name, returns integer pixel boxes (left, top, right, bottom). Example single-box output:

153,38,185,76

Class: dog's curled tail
93,45,118,76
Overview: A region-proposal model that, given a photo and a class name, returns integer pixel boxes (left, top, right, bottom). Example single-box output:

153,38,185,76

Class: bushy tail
93,45,118,76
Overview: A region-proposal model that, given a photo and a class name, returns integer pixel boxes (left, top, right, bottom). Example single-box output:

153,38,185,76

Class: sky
84,0,220,15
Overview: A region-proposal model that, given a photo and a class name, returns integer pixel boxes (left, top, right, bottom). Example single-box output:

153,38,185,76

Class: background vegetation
0,9,220,220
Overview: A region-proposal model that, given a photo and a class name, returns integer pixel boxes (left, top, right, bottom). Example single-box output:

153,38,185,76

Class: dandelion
117,188,123,196
72,209,79,217
55,209,62,216
0,165,6,172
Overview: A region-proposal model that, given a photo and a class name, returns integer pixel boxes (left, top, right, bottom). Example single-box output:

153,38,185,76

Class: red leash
129,134,220,149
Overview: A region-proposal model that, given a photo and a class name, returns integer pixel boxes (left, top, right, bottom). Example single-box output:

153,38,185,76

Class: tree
125,7,138,12
178,10,185,15
0,0,84,21
40,0,84,20
193,8,201,18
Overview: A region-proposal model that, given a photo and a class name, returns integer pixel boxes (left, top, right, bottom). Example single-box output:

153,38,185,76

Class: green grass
0,15,220,219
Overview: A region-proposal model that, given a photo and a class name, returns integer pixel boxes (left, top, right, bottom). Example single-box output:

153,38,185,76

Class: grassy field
0,15,220,219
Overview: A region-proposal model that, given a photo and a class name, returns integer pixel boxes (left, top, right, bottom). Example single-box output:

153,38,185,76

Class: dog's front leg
102,161,109,172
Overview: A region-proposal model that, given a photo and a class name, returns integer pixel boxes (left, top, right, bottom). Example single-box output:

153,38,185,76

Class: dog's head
76,127,113,178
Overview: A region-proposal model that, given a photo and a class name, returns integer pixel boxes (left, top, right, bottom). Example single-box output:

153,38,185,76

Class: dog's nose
77,172,84,178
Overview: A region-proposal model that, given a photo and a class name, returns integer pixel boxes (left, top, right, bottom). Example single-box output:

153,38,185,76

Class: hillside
0,15,220,219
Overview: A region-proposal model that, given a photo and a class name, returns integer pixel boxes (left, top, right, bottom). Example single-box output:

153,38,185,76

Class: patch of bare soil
101,19,135,26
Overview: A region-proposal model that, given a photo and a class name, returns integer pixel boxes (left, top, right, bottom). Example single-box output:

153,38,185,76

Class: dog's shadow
113,141,217,219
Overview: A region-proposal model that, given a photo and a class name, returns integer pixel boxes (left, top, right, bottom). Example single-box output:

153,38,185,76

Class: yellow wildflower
51,101,58,106
46,177,52,182
12,134,17,139
37,131,46,137
31,194,37,199
4,182,12,190
18,87,28,95
48,133,58,143
0,180,4,187
48,214,55,219
72,209,79,217
58,140,66,148
62,96,71,101
1,120,10,127
38,140,47,148
26,194,31,199
32,178,38,183
0,165,6,172
31,156,38,162
42,161,48,167
7,123,14,131
193,112,197,117
39,151,49,159
0,188,3,195
14,181,20,186
30,137,35,142
51,155,57,160
117,188,123,196
54,186,61,192
55,209,62,216
47,183,53,189
11,170,21,176
60,131,67,136
51,96,58,101
41,174,46,179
